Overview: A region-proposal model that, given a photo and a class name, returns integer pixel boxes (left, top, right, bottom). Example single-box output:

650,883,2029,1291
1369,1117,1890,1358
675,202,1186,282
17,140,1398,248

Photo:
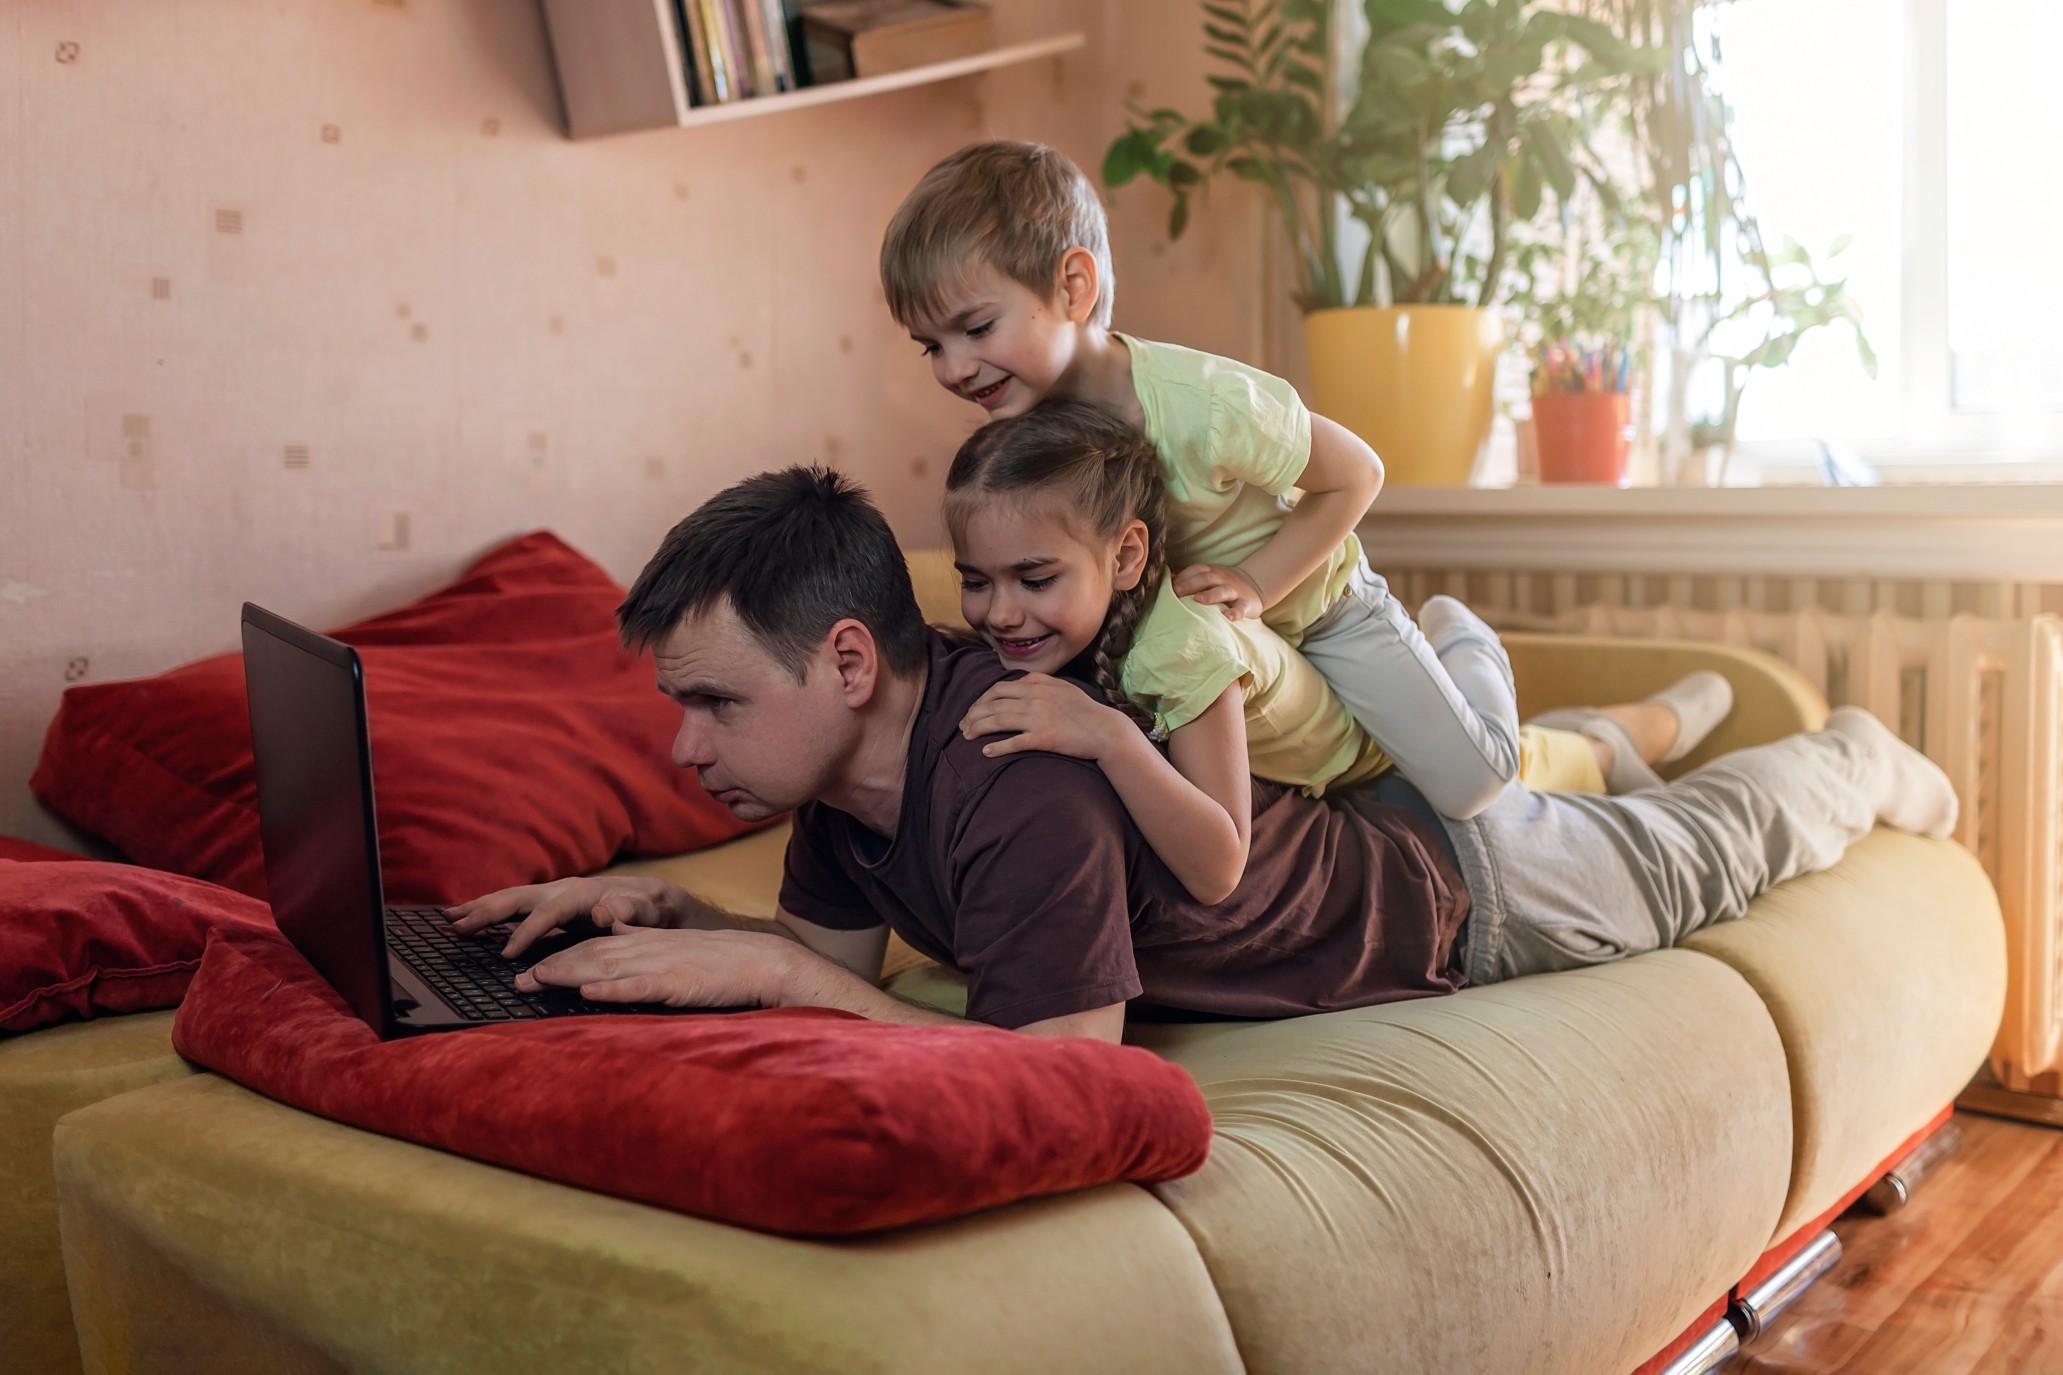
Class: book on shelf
673,0,722,104
675,0,800,103
800,1,993,83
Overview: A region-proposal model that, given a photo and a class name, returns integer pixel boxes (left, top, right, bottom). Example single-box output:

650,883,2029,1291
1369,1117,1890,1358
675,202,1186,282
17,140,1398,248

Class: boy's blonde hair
881,140,1114,329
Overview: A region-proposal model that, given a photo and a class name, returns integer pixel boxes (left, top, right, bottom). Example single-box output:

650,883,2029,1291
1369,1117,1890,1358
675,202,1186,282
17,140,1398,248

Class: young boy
878,140,1727,814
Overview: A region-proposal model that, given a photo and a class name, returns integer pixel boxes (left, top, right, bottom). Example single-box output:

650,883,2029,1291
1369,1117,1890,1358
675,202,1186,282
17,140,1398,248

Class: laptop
241,602,708,1038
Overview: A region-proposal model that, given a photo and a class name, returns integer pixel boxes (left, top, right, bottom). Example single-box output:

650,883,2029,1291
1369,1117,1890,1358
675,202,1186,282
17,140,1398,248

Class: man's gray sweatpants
1440,725,1886,986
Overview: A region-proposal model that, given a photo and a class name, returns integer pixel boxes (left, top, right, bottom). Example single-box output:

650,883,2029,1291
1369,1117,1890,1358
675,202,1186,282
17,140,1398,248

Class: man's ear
1057,247,1102,326
823,619,881,708
1111,519,1150,592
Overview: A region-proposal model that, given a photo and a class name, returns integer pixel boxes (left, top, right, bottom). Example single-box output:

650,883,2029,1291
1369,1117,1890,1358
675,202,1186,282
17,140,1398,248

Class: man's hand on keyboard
513,926,794,1009
445,876,685,959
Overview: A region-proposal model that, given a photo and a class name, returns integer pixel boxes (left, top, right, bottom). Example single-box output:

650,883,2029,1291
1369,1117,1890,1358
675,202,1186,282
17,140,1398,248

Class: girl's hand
1172,563,1266,621
960,674,1132,761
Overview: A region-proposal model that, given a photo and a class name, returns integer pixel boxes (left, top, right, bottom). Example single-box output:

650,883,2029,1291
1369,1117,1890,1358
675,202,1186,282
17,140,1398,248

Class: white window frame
1739,0,2063,479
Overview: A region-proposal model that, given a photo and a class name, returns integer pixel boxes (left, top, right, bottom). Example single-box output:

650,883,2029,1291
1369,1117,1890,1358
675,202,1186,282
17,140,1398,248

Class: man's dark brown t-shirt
779,632,1471,1028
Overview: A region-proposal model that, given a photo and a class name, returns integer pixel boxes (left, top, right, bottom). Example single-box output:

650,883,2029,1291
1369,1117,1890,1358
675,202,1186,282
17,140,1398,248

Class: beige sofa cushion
55,1074,1242,1375
1681,829,2005,1240
1,1011,191,1375
1131,950,1794,1375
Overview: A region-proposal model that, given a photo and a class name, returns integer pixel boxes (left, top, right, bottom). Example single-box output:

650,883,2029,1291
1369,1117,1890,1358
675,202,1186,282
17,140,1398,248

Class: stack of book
674,0,801,105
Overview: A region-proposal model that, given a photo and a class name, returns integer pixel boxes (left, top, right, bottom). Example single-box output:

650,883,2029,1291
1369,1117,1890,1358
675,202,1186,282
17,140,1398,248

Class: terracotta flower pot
1533,391,1631,485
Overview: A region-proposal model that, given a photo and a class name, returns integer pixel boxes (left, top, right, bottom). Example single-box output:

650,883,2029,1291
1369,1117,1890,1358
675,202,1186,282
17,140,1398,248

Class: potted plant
1105,0,1655,484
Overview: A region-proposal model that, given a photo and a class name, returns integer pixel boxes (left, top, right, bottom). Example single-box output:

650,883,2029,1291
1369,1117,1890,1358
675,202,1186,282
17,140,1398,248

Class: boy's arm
1175,414,1384,619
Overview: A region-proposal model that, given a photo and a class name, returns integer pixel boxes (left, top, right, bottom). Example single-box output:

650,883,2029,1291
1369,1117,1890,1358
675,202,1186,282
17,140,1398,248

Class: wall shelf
674,32,1084,132
540,1,1084,141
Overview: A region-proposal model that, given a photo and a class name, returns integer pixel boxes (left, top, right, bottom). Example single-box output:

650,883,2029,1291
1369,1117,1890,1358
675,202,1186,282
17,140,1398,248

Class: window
1707,0,2063,467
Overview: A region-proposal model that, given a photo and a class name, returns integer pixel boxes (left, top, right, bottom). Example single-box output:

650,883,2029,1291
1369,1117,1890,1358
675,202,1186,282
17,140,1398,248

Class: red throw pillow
173,926,1213,1236
0,837,87,863
0,859,273,1034
31,532,755,904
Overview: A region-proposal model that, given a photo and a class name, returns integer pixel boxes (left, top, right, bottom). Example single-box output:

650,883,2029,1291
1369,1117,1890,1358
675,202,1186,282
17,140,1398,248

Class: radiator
1384,567,2063,1093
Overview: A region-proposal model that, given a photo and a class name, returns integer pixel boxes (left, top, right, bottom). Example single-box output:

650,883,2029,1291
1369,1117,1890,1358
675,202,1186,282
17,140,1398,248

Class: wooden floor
1736,1113,2063,1373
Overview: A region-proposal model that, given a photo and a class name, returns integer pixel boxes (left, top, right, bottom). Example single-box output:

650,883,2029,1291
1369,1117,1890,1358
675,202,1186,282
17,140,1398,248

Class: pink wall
0,0,1287,849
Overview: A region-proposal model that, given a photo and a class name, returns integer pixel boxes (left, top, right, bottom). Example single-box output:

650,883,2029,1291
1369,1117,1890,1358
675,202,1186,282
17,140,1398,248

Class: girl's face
951,500,1149,678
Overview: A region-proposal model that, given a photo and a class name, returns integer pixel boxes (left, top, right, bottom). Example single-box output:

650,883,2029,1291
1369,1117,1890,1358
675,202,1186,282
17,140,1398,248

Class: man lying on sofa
447,466,1959,1044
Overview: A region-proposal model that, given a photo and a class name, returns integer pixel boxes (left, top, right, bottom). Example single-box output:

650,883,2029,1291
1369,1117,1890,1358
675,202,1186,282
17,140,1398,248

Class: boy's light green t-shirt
1118,332,1361,646
1119,578,1392,795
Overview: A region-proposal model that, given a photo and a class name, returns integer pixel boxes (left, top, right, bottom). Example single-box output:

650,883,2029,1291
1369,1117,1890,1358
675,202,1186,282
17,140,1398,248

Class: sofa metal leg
1857,1119,1964,1215
1728,1229,1843,1344
1654,1317,1741,1375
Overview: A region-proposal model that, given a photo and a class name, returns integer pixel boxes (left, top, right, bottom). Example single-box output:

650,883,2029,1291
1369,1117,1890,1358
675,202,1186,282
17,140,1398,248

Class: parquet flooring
1735,1113,2063,1373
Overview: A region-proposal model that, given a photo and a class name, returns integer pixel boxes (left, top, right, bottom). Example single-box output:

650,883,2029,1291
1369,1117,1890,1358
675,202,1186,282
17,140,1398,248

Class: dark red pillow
173,926,1213,1236
31,532,755,904
0,837,87,863
0,859,273,1033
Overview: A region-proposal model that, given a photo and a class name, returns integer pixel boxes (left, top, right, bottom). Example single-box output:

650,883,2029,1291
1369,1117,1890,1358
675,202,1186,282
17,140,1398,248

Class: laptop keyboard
384,905,560,1021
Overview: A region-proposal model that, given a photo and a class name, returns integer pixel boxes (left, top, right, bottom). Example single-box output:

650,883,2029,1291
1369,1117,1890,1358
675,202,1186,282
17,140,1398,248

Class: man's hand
1172,563,1266,621
445,876,689,959
515,926,799,1008
961,673,1132,760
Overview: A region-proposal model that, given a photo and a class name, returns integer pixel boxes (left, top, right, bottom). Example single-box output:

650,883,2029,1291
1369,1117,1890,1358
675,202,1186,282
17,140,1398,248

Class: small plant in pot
1105,0,1656,484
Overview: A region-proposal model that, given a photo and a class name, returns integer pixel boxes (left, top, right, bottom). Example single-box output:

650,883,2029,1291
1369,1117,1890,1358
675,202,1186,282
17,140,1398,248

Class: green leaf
1828,232,1854,257
1169,195,1191,240
1511,155,1542,220
1445,140,1501,205
1855,331,1880,379
1202,2,1247,28
1168,159,1204,187
1363,0,1453,27
1523,122,1577,203
1281,58,1324,93
1206,44,1253,70
1203,22,1247,47
1186,124,1230,156
1102,130,1153,188
1206,74,1249,92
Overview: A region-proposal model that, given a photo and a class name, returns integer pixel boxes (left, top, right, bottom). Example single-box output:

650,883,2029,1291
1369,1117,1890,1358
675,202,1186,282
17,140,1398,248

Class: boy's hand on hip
961,674,1130,761
1173,563,1265,621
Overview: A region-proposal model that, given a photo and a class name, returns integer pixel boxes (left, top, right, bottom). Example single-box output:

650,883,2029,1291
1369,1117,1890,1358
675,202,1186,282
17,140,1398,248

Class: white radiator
1385,567,2063,1093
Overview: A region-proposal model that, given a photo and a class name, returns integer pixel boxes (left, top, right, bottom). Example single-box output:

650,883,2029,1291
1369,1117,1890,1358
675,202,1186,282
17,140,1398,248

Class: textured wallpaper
0,0,1280,850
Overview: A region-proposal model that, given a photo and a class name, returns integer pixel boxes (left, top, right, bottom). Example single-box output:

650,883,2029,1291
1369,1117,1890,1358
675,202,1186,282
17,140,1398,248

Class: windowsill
1359,483,2063,580
1370,483,2063,519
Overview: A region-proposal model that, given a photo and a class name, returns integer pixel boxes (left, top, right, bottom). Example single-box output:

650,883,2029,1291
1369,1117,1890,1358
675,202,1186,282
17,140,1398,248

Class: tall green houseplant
1107,0,1655,483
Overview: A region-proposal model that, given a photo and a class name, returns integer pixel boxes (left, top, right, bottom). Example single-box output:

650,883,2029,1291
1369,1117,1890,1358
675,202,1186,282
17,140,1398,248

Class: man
448,468,1957,1044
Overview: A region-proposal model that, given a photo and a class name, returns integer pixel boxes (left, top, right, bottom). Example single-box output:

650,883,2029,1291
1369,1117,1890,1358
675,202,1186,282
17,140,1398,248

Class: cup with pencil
1529,340,1633,485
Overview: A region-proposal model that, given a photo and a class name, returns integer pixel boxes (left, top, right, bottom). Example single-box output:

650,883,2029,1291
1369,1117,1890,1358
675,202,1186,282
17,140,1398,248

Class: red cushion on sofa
0,860,273,1033
30,532,755,904
173,926,1214,1236
0,837,87,863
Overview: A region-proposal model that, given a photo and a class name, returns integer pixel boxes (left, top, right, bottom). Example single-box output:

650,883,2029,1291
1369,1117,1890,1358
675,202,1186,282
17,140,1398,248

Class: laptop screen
241,605,393,1035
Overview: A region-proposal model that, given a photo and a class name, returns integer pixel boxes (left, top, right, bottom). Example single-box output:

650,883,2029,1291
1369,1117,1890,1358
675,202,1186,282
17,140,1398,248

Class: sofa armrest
1506,633,1829,774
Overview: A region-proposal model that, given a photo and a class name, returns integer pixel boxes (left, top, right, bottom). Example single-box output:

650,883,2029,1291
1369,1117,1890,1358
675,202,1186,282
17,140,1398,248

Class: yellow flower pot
1303,305,1506,486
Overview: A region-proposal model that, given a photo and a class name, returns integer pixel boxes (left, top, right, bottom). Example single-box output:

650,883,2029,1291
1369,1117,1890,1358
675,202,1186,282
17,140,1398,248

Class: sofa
7,550,2006,1374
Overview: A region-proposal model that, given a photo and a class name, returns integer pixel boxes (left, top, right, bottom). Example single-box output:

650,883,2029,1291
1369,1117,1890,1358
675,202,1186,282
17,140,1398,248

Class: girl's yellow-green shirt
1118,578,1392,796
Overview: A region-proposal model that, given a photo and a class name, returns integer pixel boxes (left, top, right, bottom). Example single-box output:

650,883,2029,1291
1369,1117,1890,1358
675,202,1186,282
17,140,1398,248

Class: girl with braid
946,400,1727,905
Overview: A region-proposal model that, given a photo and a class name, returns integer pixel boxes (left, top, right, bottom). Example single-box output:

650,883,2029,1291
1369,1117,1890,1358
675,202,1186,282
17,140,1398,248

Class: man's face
652,603,855,822
905,263,1081,420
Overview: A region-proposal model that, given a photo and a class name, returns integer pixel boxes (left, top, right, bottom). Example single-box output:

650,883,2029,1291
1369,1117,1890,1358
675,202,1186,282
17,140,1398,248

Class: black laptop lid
240,604,393,1036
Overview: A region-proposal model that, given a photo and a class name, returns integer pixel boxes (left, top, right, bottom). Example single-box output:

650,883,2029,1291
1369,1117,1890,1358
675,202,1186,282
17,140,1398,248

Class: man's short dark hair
618,465,929,679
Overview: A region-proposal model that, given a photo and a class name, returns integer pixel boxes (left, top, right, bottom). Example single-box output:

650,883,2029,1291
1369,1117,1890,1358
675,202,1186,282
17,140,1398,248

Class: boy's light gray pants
1436,725,1886,986
1298,562,1524,821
